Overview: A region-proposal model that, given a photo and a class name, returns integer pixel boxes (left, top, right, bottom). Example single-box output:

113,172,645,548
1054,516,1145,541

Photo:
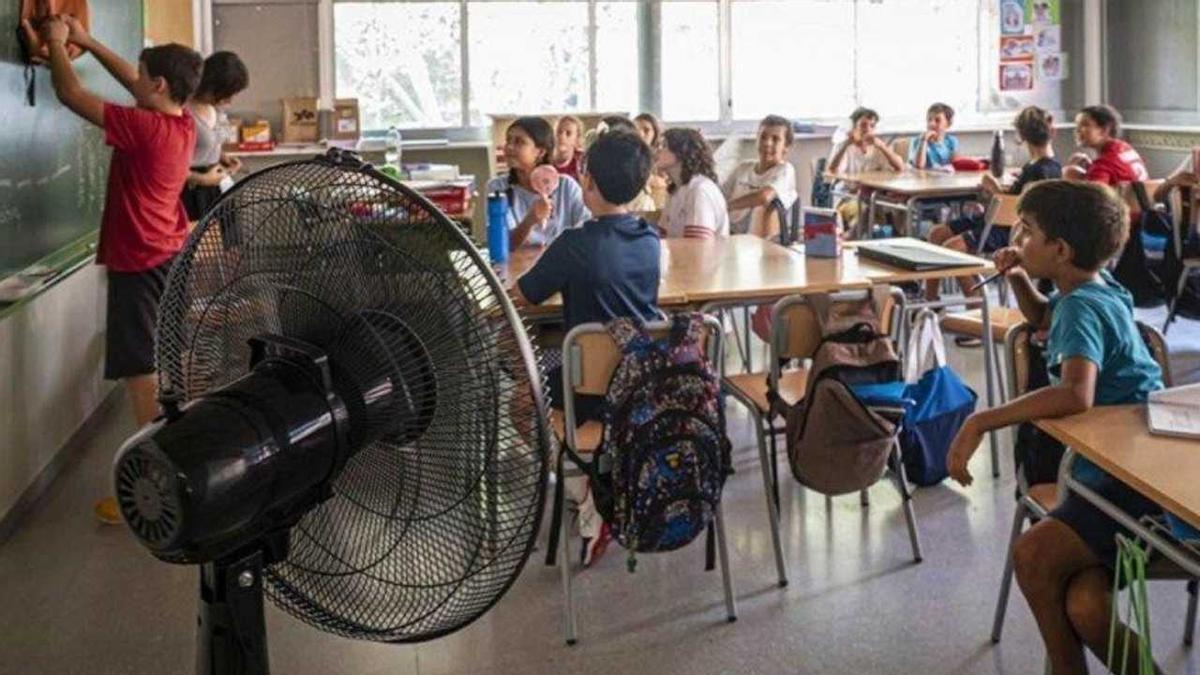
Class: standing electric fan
112,149,549,674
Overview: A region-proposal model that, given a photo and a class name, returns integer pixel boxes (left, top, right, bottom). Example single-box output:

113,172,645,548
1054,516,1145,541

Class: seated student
827,107,906,230
657,127,730,239
586,115,657,213
486,116,590,249
909,102,961,169
182,51,249,223
634,112,669,209
512,131,661,567
552,114,584,182
946,180,1165,675
1063,105,1149,185
926,106,1062,301
722,114,799,238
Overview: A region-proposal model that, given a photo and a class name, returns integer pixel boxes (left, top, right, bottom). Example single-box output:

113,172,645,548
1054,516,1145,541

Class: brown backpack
771,288,902,495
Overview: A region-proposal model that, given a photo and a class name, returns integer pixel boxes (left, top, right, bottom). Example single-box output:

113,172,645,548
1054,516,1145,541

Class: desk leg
862,192,876,240
906,197,919,238
981,290,1000,478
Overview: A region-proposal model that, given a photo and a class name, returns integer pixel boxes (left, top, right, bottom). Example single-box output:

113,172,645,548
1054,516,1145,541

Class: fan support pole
197,550,270,675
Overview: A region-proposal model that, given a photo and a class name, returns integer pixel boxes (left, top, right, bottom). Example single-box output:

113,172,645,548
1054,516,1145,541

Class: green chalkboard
0,0,143,279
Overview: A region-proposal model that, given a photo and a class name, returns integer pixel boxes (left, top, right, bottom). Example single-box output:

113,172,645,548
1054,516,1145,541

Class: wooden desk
826,169,989,196
826,169,989,238
1037,405,1200,530
841,237,995,284
506,235,994,312
660,235,871,303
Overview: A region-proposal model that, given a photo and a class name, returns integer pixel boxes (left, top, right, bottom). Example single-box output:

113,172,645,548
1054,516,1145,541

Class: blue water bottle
487,191,509,263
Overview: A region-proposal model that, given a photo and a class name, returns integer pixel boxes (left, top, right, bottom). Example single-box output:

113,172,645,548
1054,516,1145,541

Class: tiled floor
1,310,1198,675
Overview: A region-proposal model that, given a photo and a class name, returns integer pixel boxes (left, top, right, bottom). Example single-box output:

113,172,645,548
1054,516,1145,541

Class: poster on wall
1000,63,1035,91
1000,0,1026,35
1035,25,1061,53
1000,35,1036,62
1037,52,1067,80
1027,0,1060,26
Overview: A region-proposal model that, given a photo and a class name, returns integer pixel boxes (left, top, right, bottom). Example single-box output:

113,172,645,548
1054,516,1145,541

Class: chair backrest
635,209,662,225
768,288,903,380
985,193,1021,229
1136,321,1173,387
1117,180,1166,214
563,315,721,397
890,137,910,162
1004,319,1173,400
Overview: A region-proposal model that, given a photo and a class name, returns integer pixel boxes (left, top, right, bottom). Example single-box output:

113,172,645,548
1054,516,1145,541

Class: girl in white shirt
723,114,799,237
657,128,730,239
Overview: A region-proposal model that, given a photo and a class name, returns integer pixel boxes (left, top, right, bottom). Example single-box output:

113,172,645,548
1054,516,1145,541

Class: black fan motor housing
115,338,353,563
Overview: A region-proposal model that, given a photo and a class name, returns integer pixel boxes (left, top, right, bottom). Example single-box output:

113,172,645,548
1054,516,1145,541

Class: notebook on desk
855,241,981,271
1147,383,1200,440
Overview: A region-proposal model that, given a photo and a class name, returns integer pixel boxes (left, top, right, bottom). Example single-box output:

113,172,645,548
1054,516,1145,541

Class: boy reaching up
36,15,202,523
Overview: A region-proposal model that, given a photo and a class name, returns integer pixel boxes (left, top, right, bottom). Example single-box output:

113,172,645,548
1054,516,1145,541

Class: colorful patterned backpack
569,313,731,571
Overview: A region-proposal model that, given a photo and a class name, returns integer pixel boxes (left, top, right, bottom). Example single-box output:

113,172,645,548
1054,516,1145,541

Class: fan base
197,549,270,675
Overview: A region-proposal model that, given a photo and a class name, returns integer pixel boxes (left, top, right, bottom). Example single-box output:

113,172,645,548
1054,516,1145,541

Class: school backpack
1112,182,1169,308
568,313,731,571
771,288,902,495
17,0,91,105
897,309,977,487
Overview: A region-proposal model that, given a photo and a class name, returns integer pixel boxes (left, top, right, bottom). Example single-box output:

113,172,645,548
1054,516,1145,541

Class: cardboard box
282,97,319,143
241,119,272,144
331,98,361,141
802,208,841,258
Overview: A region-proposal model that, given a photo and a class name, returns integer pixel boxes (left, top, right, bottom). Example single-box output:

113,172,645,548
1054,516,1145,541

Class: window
729,0,980,125
730,0,854,121
854,0,979,120
467,2,590,125
328,0,998,132
660,1,720,122
334,0,641,131
594,1,641,114
334,2,464,129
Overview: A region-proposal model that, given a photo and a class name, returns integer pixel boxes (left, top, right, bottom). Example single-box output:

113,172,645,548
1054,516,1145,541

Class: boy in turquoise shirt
946,180,1164,674
909,102,960,169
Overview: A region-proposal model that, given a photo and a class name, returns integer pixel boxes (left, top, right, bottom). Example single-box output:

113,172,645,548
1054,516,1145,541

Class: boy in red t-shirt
36,15,201,523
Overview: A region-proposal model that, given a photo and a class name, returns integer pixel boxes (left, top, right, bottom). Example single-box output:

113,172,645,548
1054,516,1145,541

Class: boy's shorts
1049,474,1163,569
105,257,175,380
948,214,1010,254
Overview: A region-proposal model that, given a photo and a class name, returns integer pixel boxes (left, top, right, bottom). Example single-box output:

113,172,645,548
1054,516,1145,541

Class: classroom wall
1107,0,1200,125
144,0,195,47
0,267,114,527
213,0,321,134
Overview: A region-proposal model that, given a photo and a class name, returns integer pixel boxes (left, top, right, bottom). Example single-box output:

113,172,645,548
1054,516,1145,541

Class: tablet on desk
855,240,981,271
1147,383,1200,440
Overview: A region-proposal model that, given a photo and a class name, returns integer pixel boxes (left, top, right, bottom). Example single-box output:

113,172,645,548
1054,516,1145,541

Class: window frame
311,0,1056,138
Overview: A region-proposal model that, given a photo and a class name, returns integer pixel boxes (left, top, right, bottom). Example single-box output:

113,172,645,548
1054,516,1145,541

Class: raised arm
65,15,140,96
37,17,104,127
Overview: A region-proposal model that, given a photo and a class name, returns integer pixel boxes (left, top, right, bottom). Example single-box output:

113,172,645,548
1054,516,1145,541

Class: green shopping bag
1107,535,1154,675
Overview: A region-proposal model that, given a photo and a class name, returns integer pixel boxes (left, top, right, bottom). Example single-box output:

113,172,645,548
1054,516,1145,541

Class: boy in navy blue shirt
945,180,1164,674
513,130,661,566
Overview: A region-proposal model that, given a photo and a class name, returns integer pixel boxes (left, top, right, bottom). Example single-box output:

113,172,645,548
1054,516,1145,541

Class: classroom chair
990,321,1199,646
551,315,736,645
1161,184,1200,334
940,192,1025,405
712,288,911,588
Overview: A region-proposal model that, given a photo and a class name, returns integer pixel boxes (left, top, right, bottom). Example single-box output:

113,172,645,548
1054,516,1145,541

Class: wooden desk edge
1036,406,1200,531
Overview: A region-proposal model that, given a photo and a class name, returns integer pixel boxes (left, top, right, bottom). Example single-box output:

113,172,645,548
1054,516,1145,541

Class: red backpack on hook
17,0,91,105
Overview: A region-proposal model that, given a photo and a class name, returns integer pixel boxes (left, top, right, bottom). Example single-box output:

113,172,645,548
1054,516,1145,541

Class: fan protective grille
155,154,548,642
